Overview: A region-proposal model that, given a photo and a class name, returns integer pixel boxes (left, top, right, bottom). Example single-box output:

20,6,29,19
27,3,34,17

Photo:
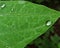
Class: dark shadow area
41,0,60,11
26,0,60,11
54,18,60,36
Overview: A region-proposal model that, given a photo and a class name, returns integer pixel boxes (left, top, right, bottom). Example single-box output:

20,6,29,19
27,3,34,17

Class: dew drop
11,8,14,12
10,8,14,13
0,14,3,16
46,20,52,26
0,4,6,8
6,46,9,48
6,46,11,48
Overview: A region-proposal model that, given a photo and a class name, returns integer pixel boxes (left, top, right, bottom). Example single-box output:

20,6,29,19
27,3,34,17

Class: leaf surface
0,1,60,48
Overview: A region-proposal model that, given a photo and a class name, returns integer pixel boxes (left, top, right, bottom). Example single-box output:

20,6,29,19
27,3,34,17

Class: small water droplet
18,1,26,4
11,8,14,11
0,4,6,8
6,45,11,48
46,20,52,26
0,14,3,16
6,46,9,48
10,8,14,13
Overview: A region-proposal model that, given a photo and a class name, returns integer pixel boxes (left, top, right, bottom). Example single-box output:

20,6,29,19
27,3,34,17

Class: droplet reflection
0,4,6,9
46,20,52,26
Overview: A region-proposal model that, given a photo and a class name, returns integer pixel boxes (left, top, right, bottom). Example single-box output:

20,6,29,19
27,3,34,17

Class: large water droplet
46,20,52,26
0,4,6,9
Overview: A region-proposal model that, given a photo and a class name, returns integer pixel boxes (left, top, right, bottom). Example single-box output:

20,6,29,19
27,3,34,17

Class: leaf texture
0,1,60,48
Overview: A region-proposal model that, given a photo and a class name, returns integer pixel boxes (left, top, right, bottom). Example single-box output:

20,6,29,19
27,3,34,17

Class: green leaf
0,1,60,48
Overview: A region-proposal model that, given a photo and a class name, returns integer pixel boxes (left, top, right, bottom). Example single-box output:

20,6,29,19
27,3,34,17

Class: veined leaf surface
0,1,60,48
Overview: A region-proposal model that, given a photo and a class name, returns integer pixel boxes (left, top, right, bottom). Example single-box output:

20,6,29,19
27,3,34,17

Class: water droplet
11,8,14,11
18,1,26,4
0,14,3,16
46,20,52,26
6,46,9,48
0,4,6,8
10,8,14,13
6,46,11,48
